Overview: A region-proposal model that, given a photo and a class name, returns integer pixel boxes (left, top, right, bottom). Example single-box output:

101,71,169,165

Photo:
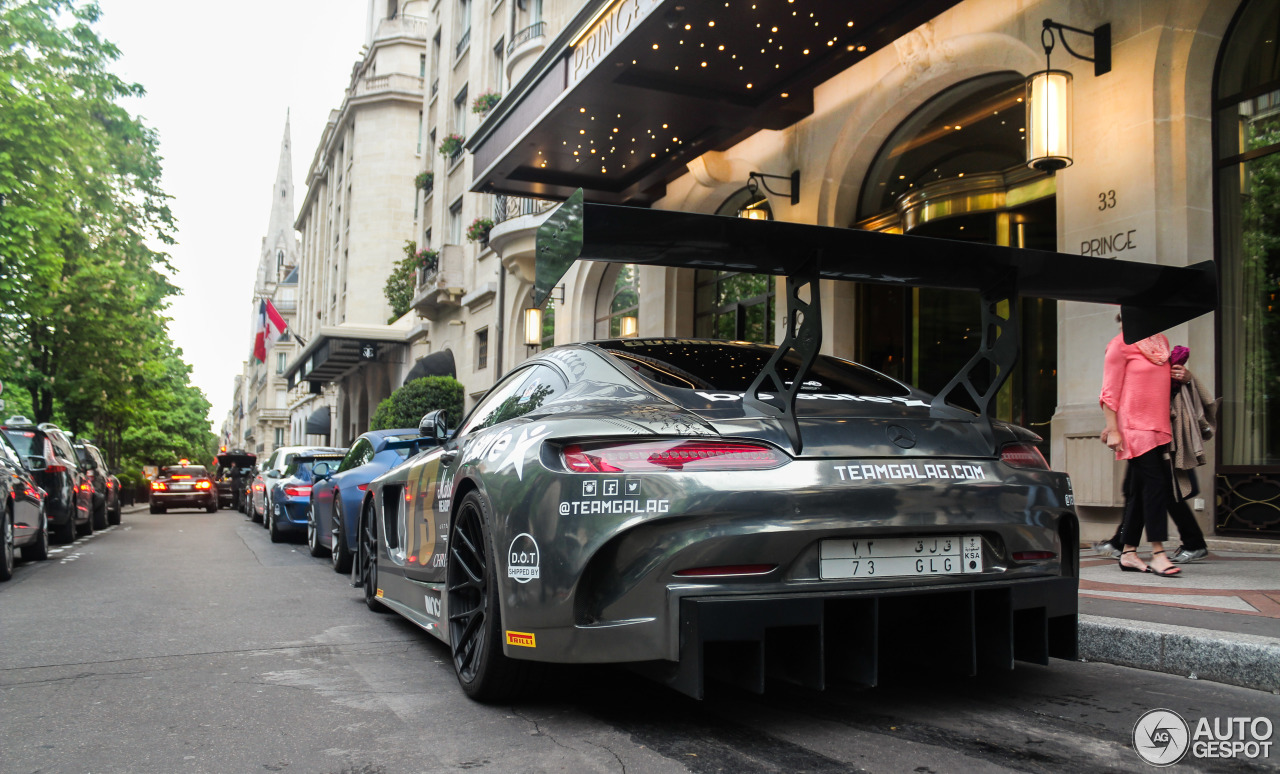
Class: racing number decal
406,460,439,567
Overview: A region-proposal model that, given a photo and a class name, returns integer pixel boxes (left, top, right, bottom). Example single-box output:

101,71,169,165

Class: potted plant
414,171,434,191
472,90,501,116
466,217,494,244
438,133,465,159
416,248,438,272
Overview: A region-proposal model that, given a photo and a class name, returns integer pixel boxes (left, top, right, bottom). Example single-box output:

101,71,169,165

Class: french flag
253,299,287,362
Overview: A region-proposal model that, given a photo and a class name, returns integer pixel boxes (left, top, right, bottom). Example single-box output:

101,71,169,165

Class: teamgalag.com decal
1132,708,1273,766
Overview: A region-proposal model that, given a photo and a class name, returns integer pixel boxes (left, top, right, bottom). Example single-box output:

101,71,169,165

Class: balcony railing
456,27,471,58
508,22,546,54
351,73,425,99
374,13,431,41
447,145,464,167
493,194,555,225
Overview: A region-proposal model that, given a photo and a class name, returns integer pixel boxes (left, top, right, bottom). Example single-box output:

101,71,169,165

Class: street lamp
1025,20,1111,173
523,285,563,347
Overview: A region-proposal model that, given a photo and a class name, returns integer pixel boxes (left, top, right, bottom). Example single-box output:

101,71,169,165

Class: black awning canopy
304,406,331,436
470,0,962,204
403,350,457,386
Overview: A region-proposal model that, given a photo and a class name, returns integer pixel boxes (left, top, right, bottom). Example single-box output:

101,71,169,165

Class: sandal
1147,549,1181,577
1118,549,1147,573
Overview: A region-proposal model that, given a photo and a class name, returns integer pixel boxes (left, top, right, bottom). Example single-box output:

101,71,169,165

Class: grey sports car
352,193,1216,702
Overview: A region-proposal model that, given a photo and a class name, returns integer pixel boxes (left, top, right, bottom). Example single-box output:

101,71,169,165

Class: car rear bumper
152,493,215,508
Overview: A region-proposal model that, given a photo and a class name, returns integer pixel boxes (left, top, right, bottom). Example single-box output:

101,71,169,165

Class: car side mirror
312,462,331,478
420,410,449,444
26,456,47,472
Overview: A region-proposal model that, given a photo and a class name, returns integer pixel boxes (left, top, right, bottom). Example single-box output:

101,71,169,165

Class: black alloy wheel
53,510,76,543
24,508,48,562
75,506,93,537
331,498,352,573
306,506,327,557
358,503,388,613
107,500,121,526
446,491,531,702
91,499,107,530
0,508,14,582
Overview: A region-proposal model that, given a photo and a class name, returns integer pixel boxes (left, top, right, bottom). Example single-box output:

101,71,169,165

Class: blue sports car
308,429,424,571
267,450,345,543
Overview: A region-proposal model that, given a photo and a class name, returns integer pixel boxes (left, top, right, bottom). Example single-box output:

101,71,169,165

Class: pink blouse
1099,333,1172,460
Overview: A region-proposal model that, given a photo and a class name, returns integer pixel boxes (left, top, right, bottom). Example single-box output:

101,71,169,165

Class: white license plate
169,484,191,492
819,536,982,579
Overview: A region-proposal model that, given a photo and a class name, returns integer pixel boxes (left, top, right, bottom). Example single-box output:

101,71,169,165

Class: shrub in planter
472,90,501,115
415,248,438,272
438,133,465,158
414,171,434,191
370,375,465,431
465,217,494,244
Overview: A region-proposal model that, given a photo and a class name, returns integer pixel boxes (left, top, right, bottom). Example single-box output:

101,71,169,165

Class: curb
1079,614,1280,693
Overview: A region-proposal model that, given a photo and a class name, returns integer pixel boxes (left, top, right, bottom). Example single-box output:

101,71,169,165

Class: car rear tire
358,502,389,614
331,498,352,574
53,513,75,543
149,504,165,514
206,500,217,514
75,510,93,537
1,508,15,582
268,507,284,543
92,501,108,530
107,502,121,526
447,491,534,703
23,509,49,562
306,507,327,558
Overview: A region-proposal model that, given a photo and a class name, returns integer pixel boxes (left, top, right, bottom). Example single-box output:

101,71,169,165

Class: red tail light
46,463,67,473
1000,443,1049,469
283,485,312,497
1012,551,1057,561
562,440,788,473
357,484,368,491
151,481,167,491
194,480,212,490
172,475,191,480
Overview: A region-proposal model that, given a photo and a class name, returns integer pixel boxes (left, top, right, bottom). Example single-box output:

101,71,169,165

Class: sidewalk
1076,537,1280,693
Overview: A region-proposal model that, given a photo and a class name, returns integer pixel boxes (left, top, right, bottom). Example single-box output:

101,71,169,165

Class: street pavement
1077,539,1280,693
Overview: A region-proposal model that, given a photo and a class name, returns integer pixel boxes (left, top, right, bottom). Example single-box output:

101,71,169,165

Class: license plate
819,536,982,579
169,484,191,492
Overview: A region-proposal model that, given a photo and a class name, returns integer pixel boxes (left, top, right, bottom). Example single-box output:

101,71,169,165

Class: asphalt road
2,505,1277,774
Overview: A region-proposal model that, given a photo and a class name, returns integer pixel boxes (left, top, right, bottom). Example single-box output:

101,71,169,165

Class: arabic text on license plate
819,536,982,579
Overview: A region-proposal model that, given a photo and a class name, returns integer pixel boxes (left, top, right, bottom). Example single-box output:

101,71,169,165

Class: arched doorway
1214,0,1280,537
854,72,1058,449
690,188,778,343
594,264,640,339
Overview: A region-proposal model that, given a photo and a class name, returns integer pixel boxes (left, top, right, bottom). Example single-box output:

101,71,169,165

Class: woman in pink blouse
1099,324,1183,577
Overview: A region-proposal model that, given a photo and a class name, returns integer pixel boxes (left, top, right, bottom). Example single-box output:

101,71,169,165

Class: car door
0,434,40,533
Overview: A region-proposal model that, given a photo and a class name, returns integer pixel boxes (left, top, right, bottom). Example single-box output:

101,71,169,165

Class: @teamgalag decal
1133,709,1190,767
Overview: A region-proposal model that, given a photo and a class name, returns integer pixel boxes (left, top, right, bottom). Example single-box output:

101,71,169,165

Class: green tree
370,376,465,431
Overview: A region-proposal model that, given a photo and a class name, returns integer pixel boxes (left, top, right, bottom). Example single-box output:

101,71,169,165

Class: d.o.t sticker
507,533,540,583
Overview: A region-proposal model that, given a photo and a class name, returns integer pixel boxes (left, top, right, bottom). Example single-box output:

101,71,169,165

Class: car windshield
595,341,910,395
387,434,422,459
161,466,208,478
1,429,39,457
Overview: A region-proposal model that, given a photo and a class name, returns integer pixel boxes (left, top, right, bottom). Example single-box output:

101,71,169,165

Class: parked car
1,418,91,542
249,446,336,524
352,339,1079,702
309,430,424,573
149,462,217,513
213,449,256,511
0,429,48,580
267,451,345,544
74,441,118,529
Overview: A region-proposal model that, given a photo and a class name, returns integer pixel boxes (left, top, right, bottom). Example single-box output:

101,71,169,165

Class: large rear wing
535,190,1217,452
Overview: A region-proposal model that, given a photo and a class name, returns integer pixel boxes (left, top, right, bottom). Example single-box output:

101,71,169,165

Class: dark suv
0,418,92,542
74,442,120,529
213,450,256,510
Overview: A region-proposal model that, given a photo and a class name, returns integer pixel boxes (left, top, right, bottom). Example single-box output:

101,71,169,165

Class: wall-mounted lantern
1026,19,1111,173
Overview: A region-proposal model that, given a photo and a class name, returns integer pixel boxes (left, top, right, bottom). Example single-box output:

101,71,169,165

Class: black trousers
1109,461,1206,549
1120,445,1170,545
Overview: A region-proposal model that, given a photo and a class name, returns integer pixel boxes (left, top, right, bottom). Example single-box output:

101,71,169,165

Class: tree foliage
0,0,214,472
370,376,465,431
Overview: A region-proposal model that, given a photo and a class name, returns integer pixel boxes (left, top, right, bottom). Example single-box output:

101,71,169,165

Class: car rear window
2,429,39,457
596,341,910,396
162,466,208,478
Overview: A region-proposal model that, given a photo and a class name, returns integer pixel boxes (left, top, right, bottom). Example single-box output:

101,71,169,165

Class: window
539,298,555,350
338,439,374,472
417,110,423,155
475,327,489,370
419,53,426,78
453,85,469,135
460,365,566,435
448,200,463,243
274,428,284,447
693,270,774,343
276,353,286,374
594,264,640,338
492,39,505,89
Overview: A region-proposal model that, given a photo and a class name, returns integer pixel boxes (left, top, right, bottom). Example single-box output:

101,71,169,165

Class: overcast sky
94,1,369,432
